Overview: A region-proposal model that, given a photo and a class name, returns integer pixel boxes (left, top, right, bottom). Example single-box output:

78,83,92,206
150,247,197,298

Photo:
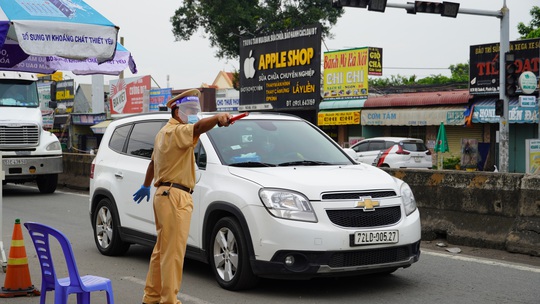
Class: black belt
159,182,193,194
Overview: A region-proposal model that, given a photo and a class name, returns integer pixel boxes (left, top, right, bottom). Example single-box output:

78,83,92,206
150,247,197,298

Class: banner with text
109,75,151,114
469,38,539,95
239,24,321,111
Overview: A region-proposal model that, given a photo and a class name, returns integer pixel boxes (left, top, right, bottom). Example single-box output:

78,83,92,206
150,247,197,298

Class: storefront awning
472,98,539,124
361,106,467,126
319,98,366,110
318,110,360,126
90,120,112,134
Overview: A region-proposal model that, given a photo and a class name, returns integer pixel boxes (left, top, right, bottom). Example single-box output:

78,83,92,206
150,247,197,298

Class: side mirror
50,82,57,101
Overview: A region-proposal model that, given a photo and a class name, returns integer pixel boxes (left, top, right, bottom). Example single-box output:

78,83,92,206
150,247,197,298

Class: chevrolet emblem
356,198,379,211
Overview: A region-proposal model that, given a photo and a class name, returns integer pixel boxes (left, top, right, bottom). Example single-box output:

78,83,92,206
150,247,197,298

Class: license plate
352,230,399,246
3,159,27,165
414,156,421,162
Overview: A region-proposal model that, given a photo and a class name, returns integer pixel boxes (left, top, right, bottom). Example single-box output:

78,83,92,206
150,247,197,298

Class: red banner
109,75,151,114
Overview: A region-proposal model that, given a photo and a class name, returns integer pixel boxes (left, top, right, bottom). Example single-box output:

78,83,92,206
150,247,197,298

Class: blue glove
133,185,151,204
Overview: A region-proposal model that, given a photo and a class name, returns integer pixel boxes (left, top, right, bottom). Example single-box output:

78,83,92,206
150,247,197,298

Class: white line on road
122,276,215,304
422,249,540,273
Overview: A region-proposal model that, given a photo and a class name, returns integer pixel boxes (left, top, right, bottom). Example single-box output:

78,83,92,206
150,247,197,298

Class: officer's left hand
133,185,151,204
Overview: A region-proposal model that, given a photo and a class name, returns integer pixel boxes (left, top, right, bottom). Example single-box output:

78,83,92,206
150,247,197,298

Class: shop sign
519,71,538,94
216,88,239,111
525,139,540,174
361,107,465,126
149,88,172,112
239,24,321,111
317,111,360,126
469,38,539,95
473,101,539,123
321,47,381,100
519,95,537,108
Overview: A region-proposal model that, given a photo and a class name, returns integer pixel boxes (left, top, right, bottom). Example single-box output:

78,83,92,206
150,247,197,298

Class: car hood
228,164,401,200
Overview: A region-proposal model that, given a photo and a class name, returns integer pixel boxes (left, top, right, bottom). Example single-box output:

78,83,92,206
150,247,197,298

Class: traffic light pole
349,1,510,171
498,5,510,173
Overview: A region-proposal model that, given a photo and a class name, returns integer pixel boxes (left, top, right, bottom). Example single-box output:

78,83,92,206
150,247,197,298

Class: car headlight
259,188,317,222
401,183,417,216
46,141,62,151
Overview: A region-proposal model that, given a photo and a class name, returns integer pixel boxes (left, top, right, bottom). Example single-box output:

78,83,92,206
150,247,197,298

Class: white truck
0,71,63,194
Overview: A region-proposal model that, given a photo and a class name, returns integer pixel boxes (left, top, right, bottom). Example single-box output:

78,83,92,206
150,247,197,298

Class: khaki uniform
143,118,198,304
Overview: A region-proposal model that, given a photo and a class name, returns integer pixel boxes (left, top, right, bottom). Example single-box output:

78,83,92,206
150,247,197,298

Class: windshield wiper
229,161,276,167
278,160,331,167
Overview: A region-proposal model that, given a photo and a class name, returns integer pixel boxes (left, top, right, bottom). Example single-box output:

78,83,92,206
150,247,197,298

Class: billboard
109,75,151,114
239,24,321,111
149,88,172,112
469,38,539,95
323,47,382,100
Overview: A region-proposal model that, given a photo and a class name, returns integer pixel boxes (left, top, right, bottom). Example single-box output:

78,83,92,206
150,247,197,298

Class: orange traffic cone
0,218,40,297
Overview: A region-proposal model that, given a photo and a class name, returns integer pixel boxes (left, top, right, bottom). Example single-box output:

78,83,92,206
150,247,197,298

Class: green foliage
443,156,461,170
518,6,540,39
170,0,343,60
368,62,469,88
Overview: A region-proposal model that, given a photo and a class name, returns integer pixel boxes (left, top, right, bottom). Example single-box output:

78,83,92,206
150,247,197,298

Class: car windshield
207,118,354,167
0,81,39,107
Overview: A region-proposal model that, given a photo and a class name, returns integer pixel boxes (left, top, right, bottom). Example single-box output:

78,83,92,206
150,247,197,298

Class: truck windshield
0,80,39,107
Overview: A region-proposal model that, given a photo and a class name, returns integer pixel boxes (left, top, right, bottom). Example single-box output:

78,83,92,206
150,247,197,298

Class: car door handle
114,172,124,178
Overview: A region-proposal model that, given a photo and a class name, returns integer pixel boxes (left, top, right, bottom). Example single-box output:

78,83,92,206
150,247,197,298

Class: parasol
0,0,118,63
0,37,137,75
434,122,449,169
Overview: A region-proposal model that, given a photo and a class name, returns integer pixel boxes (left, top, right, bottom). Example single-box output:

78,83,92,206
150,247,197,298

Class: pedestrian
132,89,232,304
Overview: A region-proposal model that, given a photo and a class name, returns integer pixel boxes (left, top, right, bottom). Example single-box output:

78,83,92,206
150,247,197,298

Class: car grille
329,243,417,268
321,190,396,200
0,124,39,147
326,206,401,228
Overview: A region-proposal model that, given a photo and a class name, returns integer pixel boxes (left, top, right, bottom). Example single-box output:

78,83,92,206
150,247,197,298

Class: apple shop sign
239,24,321,111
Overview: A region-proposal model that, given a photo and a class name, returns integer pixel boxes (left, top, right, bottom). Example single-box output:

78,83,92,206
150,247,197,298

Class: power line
384,67,450,70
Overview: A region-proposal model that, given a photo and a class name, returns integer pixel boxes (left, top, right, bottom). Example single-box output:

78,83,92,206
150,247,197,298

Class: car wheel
93,197,130,256
36,174,58,194
209,217,258,290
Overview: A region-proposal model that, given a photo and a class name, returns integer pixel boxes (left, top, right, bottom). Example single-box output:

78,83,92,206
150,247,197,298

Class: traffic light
331,0,369,8
504,52,518,97
330,0,387,12
413,1,460,17
495,99,503,116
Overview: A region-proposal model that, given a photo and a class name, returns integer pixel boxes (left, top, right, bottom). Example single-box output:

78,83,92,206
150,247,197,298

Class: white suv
351,137,432,169
89,112,421,290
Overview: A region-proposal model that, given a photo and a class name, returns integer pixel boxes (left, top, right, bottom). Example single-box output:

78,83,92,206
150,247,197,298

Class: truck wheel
92,197,130,256
36,174,58,194
209,217,258,290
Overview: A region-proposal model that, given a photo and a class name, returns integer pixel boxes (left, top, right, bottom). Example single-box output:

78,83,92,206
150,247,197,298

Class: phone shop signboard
239,24,321,111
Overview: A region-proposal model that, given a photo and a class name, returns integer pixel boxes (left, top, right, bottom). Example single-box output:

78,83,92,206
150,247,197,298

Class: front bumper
251,241,421,279
2,155,63,178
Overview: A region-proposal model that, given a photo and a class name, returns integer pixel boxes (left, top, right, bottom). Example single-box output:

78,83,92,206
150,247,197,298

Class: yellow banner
323,48,369,99
318,111,360,126
37,71,63,82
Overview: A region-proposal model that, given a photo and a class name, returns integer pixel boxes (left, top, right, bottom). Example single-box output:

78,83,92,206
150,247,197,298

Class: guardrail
58,153,540,257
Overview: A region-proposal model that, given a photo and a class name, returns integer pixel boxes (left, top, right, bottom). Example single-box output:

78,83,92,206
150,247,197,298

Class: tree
170,0,343,60
518,6,540,39
368,62,469,90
